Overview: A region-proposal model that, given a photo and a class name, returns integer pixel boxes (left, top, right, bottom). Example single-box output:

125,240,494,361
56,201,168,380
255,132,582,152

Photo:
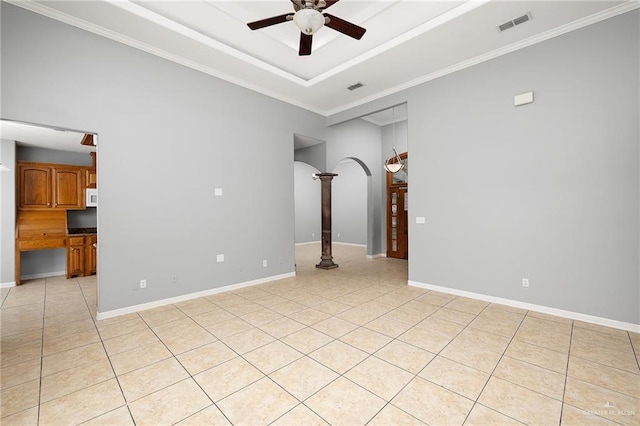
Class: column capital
315,173,338,181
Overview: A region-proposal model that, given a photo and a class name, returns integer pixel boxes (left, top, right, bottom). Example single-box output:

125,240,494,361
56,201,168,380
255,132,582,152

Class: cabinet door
67,245,85,277
19,165,52,209
85,168,97,189
85,235,97,275
53,168,84,209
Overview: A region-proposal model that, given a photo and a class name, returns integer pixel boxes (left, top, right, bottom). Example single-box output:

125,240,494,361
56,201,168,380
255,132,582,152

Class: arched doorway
332,157,374,257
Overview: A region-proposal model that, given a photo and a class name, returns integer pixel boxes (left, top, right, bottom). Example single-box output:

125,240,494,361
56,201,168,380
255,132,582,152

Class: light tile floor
1,244,639,425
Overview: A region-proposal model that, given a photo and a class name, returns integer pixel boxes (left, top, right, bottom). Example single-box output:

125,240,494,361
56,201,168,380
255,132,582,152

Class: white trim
408,280,640,333
325,0,640,117
295,241,321,246
367,253,386,259
1,281,17,289
96,272,295,320
333,242,367,248
5,0,325,116
21,271,66,281
8,0,637,117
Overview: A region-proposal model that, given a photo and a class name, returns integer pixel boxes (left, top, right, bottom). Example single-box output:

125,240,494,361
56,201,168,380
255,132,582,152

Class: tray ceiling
6,0,636,115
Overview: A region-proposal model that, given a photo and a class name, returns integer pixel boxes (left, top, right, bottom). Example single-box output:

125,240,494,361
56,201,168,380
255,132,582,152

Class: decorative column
316,173,339,270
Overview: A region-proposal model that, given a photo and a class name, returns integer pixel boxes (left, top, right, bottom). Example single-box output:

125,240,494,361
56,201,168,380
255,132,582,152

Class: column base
316,259,339,270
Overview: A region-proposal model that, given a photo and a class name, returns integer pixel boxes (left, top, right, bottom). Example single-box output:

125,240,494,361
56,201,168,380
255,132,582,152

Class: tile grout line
458,305,530,426
557,321,575,426
36,277,48,426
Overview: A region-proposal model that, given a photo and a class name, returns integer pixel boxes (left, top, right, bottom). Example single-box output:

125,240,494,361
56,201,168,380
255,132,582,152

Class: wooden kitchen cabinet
84,168,97,189
18,164,53,209
18,162,84,210
53,167,84,209
67,234,97,278
86,235,98,275
67,237,85,277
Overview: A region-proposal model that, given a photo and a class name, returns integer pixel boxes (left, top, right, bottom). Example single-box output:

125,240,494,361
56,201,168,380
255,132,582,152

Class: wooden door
19,165,52,209
387,186,408,259
53,168,83,209
386,152,408,259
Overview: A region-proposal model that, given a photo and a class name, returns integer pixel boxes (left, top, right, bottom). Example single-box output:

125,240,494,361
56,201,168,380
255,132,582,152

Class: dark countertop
68,227,97,235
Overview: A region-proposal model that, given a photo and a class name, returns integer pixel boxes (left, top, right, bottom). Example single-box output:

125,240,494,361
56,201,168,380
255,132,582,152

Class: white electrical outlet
263,260,268,267
217,254,224,263
522,278,529,287
140,279,147,289
214,188,223,196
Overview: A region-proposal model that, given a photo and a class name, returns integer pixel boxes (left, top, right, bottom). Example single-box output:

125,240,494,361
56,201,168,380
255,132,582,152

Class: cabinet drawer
18,238,66,250
68,236,86,246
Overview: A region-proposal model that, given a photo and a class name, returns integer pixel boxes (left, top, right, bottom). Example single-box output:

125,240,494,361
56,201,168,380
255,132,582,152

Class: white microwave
86,188,98,207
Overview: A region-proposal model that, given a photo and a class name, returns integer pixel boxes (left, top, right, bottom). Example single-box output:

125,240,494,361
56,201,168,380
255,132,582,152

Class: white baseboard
367,253,386,259
408,280,640,333
1,281,16,289
295,241,321,246
97,272,296,321
21,271,66,281
333,242,367,248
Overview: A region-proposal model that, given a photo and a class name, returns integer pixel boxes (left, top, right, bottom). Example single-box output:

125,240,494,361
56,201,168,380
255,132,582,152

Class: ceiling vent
347,82,364,91
497,12,532,32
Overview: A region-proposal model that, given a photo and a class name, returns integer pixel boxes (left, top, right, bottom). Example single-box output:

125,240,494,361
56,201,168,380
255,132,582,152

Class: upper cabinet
18,162,84,210
18,164,53,209
84,168,97,189
85,152,97,189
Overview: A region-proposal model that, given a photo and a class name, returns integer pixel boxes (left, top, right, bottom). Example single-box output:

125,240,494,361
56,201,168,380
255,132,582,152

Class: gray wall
16,145,93,165
332,160,367,245
377,10,636,324
325,119,383,256
0,139,16,284
2,3,326,312
293,161,321,244
294,142,326,173
326,10,639,325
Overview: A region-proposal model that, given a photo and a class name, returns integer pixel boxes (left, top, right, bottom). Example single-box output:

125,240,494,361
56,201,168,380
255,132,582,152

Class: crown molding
4,0,326,116
326,0,640,117
7,0,639,118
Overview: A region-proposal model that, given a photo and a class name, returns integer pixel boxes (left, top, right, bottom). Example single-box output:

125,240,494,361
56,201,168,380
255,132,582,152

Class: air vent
347,82,364,91
497,12,532,32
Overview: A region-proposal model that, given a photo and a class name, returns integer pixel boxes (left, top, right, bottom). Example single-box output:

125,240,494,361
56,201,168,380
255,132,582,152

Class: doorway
386,151,408,259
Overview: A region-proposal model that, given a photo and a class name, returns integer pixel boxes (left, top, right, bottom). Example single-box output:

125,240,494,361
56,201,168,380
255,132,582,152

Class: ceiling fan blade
323,13,366,40
247,13,291,30
299,33,313,56
323,0,340,9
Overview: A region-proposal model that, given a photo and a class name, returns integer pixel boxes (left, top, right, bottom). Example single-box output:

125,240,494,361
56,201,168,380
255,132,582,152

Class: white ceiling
7,0,637,116
0,120,96,153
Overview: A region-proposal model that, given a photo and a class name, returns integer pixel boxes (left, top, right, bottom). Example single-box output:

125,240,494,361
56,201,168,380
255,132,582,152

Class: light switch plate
216,254,224,262
416,217,426,224
514,91,534,106
214,188,223,196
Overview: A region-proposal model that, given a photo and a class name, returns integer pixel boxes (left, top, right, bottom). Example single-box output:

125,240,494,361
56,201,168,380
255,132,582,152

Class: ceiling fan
247,0,366,56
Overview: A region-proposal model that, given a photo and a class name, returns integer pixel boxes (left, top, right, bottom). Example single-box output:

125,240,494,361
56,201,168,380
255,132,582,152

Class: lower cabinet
67,235,97,278
86,235,97,275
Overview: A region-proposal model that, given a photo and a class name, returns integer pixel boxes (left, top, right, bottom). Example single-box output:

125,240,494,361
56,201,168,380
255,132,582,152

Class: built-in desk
15,210,67,285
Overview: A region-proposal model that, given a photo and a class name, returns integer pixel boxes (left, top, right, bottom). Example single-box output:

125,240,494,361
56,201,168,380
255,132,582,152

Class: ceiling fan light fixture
293,8,325,35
